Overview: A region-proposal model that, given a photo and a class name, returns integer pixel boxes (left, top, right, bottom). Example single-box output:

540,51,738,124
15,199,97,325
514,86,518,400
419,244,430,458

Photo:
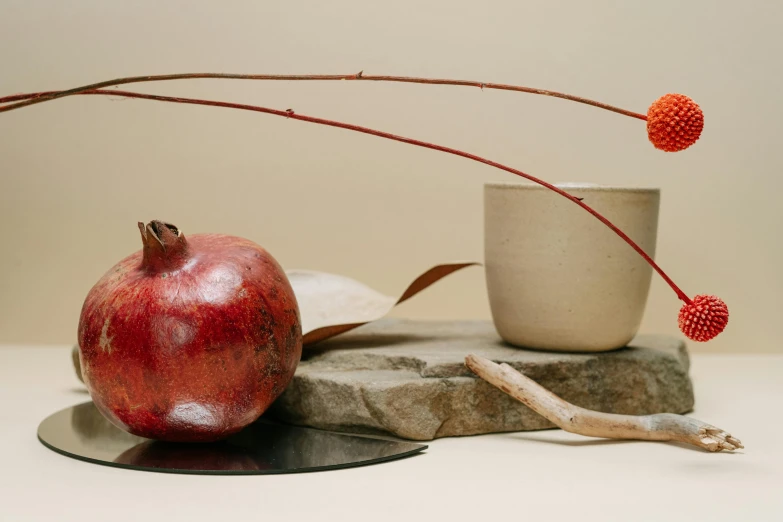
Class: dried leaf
287,262,479,347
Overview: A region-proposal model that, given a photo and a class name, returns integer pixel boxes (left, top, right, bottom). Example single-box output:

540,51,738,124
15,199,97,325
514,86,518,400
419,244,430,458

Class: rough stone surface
269,319,695,441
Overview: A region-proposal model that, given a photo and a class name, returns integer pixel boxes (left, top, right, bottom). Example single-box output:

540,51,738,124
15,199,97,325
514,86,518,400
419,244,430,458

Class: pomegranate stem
0,88,690,303
0,72,648,120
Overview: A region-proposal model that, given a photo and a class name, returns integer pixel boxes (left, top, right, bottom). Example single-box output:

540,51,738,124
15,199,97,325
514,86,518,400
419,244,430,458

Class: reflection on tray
36,401,427,475
114,440,269,471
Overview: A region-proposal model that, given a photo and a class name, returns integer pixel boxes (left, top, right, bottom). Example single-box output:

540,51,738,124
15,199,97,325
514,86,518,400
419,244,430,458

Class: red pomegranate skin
77,221,302,443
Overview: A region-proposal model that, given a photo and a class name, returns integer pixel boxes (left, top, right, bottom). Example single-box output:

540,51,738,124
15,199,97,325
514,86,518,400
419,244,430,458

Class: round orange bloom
647,94,703,152
678,294,728,342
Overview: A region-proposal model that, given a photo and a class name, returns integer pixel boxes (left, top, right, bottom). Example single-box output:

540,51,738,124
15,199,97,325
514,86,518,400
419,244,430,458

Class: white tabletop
1,345,781,522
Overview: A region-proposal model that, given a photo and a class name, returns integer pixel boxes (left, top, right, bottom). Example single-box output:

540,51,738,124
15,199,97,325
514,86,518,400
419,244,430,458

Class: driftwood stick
465,354,743,452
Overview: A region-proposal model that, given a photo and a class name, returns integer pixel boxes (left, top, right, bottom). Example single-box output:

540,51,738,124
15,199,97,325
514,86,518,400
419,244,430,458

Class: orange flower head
678,294,728,342
647,93,703,152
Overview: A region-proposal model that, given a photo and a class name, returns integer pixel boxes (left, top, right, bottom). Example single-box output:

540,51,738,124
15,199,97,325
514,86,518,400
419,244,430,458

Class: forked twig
465,354,743,452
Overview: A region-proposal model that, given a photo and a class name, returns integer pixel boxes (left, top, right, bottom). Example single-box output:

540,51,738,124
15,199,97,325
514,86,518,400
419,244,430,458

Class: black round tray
38,402,427,475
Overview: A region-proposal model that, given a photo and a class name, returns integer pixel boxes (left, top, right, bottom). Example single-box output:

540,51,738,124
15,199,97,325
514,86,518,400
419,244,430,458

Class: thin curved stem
0,72,648,120
1,88,689,303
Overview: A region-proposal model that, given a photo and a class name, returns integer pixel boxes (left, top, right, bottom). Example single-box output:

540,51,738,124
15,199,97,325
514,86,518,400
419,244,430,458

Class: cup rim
484,181,660,194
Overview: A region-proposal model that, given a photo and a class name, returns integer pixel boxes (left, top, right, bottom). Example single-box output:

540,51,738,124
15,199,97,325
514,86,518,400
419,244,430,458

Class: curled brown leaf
288,262,479,346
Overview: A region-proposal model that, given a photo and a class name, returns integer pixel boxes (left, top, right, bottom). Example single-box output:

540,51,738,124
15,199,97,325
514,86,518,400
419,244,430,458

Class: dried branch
465,354,743,452
0,87,690,303
0,72,647,120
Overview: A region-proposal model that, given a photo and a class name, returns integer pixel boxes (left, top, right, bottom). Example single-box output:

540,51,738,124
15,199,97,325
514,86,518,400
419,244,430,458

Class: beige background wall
0,1,780,352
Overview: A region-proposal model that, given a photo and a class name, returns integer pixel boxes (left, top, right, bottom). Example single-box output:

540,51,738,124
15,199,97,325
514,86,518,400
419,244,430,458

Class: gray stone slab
269,319,694,441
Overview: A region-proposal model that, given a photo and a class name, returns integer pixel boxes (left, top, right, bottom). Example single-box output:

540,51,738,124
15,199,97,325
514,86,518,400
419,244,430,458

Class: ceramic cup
484,182,660,352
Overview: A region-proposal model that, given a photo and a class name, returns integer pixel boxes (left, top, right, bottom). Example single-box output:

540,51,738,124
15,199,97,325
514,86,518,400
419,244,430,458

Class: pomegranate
77,221,302,442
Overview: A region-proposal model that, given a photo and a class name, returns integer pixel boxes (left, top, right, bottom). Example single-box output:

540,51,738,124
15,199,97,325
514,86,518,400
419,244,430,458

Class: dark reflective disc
38,402,427,475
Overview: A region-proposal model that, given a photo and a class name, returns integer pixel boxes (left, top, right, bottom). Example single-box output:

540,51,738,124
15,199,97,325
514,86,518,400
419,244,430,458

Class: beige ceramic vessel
484,182,660,352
